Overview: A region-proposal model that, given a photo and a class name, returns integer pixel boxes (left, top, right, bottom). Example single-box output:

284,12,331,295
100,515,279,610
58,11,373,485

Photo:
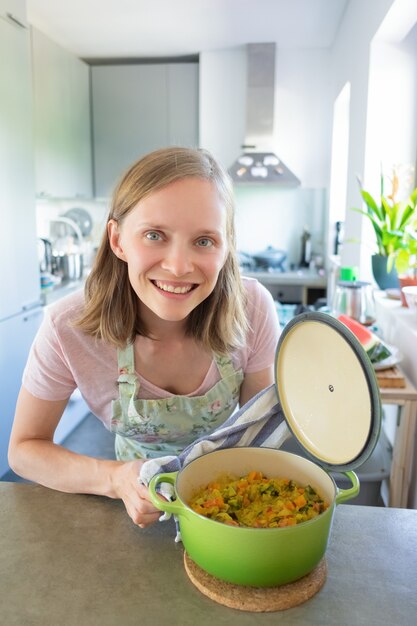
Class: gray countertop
1,482,416,626
242,270,327,287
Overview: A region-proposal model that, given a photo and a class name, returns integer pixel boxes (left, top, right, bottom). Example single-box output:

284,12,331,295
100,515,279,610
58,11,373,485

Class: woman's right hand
9,389,163,528
110,459,163,528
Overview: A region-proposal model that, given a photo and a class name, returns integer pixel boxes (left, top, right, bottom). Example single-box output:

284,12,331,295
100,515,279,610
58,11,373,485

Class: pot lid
274,311,381,472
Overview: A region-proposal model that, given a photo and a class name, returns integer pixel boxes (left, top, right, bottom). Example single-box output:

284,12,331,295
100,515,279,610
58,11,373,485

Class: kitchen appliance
149,312,381,587
332,274,376,326
228,43,300,186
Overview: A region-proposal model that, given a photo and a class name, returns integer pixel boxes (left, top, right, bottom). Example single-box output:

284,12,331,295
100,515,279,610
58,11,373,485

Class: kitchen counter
242,270,327,305
41,277,86,307
1,482,416,626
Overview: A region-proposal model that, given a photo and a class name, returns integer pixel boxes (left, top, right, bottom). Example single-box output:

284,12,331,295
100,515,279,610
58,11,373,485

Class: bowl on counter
401,285,417,313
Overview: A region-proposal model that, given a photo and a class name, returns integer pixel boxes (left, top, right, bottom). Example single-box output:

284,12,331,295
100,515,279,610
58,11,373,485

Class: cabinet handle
22,299,43,312
6,13,27,29
23,309,44,323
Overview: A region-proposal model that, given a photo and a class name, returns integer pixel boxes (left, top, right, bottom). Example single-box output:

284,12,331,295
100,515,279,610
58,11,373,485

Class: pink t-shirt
23,277,280,429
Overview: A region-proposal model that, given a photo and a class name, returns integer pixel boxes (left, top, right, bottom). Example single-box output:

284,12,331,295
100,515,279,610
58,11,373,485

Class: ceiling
26,0,349,60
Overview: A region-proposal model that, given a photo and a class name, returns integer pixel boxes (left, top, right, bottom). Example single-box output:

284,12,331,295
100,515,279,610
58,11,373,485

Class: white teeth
155,281,193,294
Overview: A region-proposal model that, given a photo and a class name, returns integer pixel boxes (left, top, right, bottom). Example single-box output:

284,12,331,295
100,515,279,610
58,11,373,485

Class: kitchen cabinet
0,11,40,320
31,27,92,199
243,271,327,305
0,308,43,477
91,61,199,197
0,5,43,477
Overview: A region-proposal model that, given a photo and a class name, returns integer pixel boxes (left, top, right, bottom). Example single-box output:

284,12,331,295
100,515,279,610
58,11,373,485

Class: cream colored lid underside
277,321,371,465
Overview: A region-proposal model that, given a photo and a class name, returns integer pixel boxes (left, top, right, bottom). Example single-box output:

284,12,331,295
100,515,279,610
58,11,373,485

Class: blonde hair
76,146,248,353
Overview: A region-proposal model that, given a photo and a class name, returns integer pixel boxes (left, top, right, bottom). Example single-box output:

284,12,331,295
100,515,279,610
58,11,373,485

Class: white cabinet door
0,307,43,477
0,15,41,320
92,64,168,198
67,52,93,199
31,27,92,199
167,63,199,147
91,62,199,198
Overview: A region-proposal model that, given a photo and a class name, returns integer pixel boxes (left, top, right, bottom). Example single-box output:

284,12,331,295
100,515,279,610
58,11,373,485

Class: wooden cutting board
375,366,406,388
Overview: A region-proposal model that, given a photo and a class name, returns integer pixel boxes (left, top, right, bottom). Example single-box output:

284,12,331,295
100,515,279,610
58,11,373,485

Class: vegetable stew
189,471,329,528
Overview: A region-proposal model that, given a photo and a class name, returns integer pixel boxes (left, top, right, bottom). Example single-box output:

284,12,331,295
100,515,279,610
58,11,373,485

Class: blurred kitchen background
2,0,417,507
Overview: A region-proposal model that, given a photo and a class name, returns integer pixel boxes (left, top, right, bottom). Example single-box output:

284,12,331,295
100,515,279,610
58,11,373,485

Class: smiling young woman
8,147,280,528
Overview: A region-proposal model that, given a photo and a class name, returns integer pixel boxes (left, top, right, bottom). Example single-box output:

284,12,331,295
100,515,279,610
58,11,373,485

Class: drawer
262,284,303,304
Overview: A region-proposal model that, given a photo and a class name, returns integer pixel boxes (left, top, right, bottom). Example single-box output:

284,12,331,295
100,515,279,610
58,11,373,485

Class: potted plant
393,229,417,305
353,168,417,290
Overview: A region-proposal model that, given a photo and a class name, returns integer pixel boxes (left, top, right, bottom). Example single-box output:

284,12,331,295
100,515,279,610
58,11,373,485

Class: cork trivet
184,553,327,612
376,366,406,388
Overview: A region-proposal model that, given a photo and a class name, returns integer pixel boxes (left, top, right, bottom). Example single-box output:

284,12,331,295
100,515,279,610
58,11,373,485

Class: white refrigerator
0,10,43,476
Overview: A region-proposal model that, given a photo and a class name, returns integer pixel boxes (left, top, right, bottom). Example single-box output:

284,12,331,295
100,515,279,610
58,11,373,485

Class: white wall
330,0,417,280
199,47,246,173
234,187,326,267
365,23,417,200
199,46,331,265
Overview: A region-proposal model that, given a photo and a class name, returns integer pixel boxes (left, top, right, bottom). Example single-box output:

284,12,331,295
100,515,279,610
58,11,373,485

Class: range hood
228,43,301,186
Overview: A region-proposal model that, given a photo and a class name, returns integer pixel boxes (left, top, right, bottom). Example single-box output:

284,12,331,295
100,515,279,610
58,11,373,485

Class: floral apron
111,343,244,460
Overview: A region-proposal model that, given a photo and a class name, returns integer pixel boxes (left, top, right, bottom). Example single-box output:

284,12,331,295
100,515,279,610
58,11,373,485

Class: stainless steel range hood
228,43,301,186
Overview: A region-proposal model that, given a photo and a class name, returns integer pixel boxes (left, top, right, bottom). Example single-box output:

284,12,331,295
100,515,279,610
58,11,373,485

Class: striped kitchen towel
139,383,290,492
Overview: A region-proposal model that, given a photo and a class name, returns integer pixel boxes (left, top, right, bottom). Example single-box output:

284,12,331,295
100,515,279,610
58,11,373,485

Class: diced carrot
203,497,224,508
294,495,307,508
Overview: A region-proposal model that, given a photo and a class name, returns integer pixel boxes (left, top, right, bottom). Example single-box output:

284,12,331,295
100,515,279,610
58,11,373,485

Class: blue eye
197,238,213,247
146,231,162,241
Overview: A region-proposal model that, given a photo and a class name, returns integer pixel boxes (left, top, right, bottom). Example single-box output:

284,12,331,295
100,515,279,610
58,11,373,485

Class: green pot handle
148,471,191,518
335,471,360,504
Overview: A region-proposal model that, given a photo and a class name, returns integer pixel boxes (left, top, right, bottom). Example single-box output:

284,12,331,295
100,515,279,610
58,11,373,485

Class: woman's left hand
109,459,163,528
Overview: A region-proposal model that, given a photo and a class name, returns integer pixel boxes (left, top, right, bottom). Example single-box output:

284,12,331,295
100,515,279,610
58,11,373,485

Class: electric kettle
332,267,376,326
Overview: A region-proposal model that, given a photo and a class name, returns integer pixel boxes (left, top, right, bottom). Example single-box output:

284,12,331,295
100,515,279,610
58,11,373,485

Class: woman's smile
152,280,197,296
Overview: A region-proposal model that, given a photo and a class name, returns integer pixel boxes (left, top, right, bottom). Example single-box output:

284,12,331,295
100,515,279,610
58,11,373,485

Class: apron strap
116,343,139,413
213,353,237,379
117,342,135,376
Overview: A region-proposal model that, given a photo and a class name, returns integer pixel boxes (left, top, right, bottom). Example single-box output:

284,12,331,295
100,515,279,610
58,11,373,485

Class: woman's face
108,177,228,326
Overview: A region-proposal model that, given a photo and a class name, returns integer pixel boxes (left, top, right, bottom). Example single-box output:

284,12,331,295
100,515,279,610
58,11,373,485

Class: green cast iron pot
148,446,359,587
